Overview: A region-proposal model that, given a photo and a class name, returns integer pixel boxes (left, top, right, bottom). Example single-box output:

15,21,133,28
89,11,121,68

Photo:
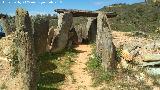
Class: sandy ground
61,45,96,90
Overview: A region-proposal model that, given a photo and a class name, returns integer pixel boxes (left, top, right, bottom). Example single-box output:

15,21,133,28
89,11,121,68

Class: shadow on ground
38,53,65,90
37,87,60,90
39,72,65,85
37,48,82,90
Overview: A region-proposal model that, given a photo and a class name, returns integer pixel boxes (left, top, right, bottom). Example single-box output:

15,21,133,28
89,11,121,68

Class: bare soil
61,45,96,90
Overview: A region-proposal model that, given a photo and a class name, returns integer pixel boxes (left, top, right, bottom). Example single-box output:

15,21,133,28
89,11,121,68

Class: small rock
143,54,160,62
144,42,156,50
145,67,160,76
121,59,129,68
141,61,160,67
135,73,145,82
3,46,11,56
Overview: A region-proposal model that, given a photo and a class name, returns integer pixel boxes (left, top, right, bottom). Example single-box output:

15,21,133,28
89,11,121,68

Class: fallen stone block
143,54,160,62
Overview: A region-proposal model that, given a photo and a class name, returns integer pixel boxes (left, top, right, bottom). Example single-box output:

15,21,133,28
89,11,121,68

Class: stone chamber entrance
0,8,118,90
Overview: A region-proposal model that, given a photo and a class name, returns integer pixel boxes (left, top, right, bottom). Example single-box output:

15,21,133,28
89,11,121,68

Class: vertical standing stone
96,12,116,71
34,16,49,55
74,24,84,43
67,26,78,48
47,26,55,51
15,8,37,90
51,12,73,52
1,16,11,36
86,18,97,42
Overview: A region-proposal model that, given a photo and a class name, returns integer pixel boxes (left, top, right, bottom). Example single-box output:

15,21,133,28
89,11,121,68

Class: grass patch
87,44,154,89
87,44,115,87
37,49,78,90
0,83,7,90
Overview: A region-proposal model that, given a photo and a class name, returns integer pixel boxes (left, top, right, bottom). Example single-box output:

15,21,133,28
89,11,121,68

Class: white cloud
93,1,104,6
29,11,48,15
49,1,53,4
41,2,46,5
60,0,63,3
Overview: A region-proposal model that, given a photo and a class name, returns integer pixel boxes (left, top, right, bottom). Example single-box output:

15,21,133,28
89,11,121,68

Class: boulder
121,45,140,61
145,67,160,76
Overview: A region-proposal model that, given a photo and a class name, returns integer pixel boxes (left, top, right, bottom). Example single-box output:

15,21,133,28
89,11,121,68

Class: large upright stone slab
86,18,97,42
33,16,49,55
96,12,116,70
0,17,11,36
51,12,73,52
74,23,87,43
15,8,37,90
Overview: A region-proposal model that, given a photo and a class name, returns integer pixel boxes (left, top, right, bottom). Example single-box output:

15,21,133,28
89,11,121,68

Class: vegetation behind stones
99,2,160,34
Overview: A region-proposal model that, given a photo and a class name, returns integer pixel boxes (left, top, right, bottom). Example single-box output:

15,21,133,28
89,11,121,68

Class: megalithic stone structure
33,16,49,55
86,18,97,42
15,8,37,90
0,16,11,36
54,9,117,18
51,12,73,52
96,12,117,71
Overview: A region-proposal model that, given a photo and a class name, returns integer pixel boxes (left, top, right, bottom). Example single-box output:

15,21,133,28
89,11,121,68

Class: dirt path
61,45,95,90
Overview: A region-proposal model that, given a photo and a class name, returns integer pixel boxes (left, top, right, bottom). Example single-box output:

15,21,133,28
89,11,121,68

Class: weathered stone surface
0,34,14,57
67,26,78,48
144,41,160,50
145,67,160,76
51,12,73,52
0,17,11,36
55,9,117,18
121,45,140,61
141,61,160,67
74,24,83,43
75,23,88,43
86,18,97,42
96,12,116,70
47,26,55,51
47,27,60,51
33,16,49,55
143,54,160,62
15,8,37,90
48,26,55,46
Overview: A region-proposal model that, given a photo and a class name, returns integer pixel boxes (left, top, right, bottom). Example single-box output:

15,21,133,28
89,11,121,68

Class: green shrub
38,48,78,89
1,83,7,90
87,44,115,86
99,2,160,36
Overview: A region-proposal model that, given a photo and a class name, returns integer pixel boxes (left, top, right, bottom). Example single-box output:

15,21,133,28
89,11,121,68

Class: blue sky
0,0,145,15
